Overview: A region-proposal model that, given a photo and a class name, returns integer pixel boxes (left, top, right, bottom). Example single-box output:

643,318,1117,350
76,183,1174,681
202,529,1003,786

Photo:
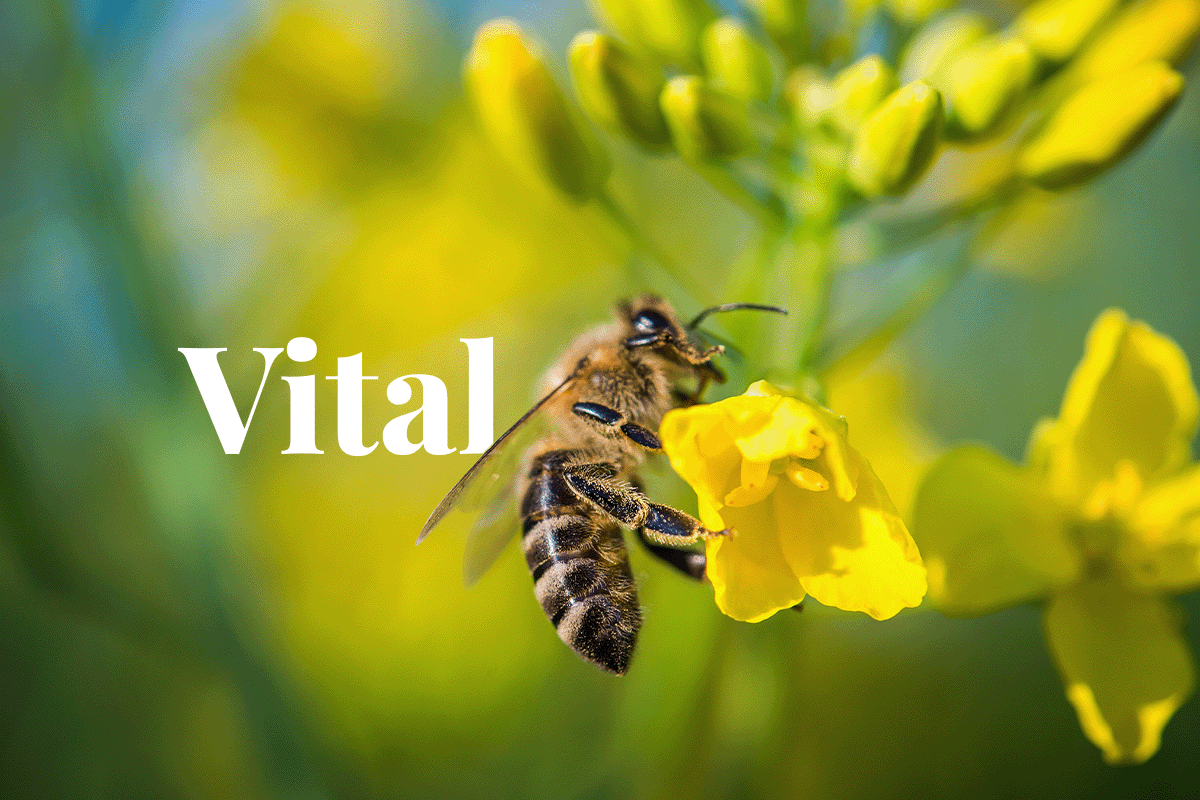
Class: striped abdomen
521,450,641,675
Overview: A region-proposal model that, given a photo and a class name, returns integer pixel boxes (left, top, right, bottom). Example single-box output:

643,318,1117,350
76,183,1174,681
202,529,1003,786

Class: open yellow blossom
914,309,1199,765
660,381,928,623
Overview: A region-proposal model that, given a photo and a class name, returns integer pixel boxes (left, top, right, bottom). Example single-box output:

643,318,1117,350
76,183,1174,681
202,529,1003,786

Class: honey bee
418,296,785,674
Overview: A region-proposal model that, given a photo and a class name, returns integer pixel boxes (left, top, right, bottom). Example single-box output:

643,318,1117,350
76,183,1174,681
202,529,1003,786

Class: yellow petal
734,386,857,501
912,447,1080,616
731,394,824,461
704,499,806,622
777,447,927,620
1044,577,1195,764
1048,309,1200,506
1024,416,1058,474
661,403,742,511
1124,464,1200,592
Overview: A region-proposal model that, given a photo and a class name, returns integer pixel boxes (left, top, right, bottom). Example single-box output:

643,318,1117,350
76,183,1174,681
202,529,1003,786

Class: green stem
817,239,976,378
791,223,835,373
837,176,1024,270
694,163,787,227
727,219,786,302
596,189,720,306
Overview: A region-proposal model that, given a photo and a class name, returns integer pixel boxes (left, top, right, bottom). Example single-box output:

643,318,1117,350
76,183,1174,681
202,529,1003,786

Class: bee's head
617,295,719,367
616,295,788,373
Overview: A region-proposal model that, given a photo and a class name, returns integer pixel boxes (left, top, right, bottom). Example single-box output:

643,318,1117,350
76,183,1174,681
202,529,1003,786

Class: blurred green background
1,0,1198,798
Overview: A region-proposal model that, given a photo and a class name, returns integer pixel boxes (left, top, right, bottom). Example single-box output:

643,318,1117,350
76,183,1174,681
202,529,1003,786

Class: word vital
179,338,493,455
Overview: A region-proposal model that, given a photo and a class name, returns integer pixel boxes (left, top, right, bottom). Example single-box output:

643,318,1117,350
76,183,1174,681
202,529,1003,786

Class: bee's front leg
571,402,661,450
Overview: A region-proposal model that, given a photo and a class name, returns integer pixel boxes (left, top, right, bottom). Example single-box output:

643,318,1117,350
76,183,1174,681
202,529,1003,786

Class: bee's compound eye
633,309,670,333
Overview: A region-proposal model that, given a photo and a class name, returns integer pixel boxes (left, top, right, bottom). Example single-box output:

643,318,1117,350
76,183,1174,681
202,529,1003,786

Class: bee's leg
634,529,707,581
679,362,725,406
571,402,662,450
562,463,729,547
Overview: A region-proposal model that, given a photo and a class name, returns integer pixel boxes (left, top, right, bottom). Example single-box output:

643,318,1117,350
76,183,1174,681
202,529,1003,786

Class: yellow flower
465,19,609,203
660,381,928,623
913,309,1199,764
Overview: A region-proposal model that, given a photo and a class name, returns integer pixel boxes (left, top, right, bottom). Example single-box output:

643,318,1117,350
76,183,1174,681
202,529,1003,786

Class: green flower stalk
660,75,757,161
702,18,775,104
846,81,944,197
465,19,609,202
569,31,673,150
1018,61,1185,190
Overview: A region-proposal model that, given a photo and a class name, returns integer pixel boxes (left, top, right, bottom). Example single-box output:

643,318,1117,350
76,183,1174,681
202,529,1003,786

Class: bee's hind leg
635,529,706,581
562,464,731,548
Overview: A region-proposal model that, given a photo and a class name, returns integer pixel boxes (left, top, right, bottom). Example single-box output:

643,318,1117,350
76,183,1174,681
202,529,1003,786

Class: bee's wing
458,409,551,586
416,372,576,545
461,479,521,588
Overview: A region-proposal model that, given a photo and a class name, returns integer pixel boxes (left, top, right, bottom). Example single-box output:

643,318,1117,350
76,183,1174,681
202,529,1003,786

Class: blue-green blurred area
1,0,1198,798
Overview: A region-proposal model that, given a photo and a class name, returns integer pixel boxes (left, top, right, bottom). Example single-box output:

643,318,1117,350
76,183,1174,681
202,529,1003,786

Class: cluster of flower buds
463,0,1198,209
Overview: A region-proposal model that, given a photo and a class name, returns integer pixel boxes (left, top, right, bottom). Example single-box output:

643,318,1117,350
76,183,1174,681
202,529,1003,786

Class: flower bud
885,0,955,25
465,20,609,202
1017,61,1184,190
702,18,775,103
660,75,756,161
830,55,898,135
1015,0,1121,63
590,0,717,70
1071,0,1200,82
899,11,990,86
569,31,672,150
943,37,1035,141
744,0,808,64
847,81,944,197
784,66,836,129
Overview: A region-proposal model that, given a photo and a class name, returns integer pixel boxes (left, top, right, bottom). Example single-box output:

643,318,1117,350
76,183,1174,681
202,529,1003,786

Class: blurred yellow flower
660,381,928,623
465,19,609,202
1017,61,1185,191
914,309,1199,764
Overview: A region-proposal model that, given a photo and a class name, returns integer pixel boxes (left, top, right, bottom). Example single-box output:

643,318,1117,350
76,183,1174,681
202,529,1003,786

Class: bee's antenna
687,303,788,330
